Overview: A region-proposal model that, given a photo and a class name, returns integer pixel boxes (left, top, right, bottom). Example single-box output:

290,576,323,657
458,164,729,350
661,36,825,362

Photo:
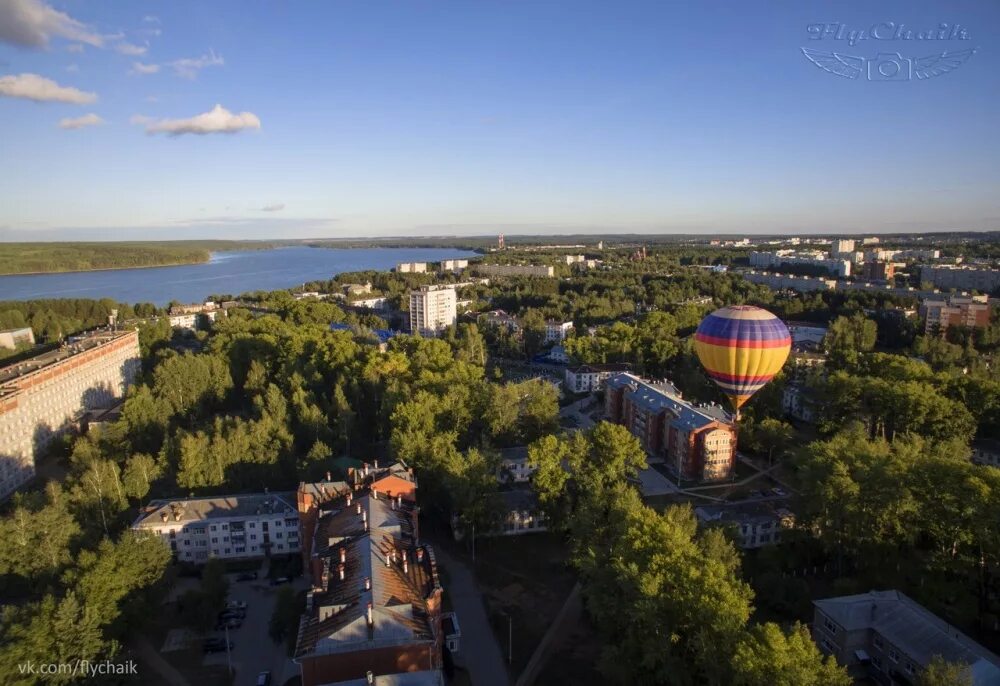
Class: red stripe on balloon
694,334,791,349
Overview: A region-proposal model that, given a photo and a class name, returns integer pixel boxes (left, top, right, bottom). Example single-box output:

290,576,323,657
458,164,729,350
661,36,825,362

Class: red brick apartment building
605,373,736,481
919,295,991,334
294,469,443,686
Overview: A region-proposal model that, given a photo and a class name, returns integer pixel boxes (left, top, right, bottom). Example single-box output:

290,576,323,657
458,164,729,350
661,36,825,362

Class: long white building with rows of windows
131,491,301,562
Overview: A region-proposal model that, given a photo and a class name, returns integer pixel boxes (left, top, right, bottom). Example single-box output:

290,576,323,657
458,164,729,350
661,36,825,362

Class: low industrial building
813,590,1000,685
131,491,301,562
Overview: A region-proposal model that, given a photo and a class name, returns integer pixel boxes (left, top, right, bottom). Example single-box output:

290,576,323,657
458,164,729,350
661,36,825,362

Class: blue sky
0,0,998,240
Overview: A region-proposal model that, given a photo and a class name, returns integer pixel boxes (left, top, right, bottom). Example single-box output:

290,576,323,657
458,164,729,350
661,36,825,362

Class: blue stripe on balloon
696,314,790,343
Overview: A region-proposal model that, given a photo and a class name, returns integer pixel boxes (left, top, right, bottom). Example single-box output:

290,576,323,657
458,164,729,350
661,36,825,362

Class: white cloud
142,15,160,24
65,43,84,53
65,63,78,73
135,104,261,136
0,0,103,48
58,112,103,129
0,73,97,103
260,203,285,212
144,95,159,103
130,62,159,75
115,41,147,56
167,50,223,79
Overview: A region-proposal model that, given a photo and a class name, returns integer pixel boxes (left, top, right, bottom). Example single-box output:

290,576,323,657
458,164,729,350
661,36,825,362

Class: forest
0,241,276,275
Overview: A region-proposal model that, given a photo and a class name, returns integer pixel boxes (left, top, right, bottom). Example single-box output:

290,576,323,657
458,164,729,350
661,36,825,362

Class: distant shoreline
0,257,211,277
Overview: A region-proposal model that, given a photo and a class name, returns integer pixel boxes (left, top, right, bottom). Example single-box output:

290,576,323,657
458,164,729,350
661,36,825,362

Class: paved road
134,636,190,686
434,547,510,686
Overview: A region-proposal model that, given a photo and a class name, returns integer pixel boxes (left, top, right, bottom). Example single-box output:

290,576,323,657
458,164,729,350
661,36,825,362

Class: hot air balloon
693,305,791,417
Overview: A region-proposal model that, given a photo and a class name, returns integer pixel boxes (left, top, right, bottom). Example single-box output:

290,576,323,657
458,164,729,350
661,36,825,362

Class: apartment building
785,322,828,350
396,262,427,273
439,259,468,273
294,487,444,686
919,295,991,334
813,590,1000,685
782,383,817,424
830,239,856,257
743,271,838,292
749,251,852,277
498,446,535,484
695,502,795,549
0,329,140,499
544,320,573,343
861,261,896,282
604,373,736,481
0,327,34,350
409,286,456,337
477,310,521,335
497,487,547,536
564,363,631,394
920,265,1000,293
473,264,555,278
131,491,301,562
168,302,224,330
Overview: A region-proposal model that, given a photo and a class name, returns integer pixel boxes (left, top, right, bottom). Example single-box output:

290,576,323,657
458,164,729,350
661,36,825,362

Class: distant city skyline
1,0,998,240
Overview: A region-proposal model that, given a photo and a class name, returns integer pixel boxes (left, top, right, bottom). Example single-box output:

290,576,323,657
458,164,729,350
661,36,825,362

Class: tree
752,418,794,466
269,586,305,654
825,313,876,367
122,453,162,501
918,655,973,686
732,622,851,686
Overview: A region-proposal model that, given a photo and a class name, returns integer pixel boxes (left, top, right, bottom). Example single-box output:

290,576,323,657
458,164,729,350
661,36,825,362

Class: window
276,532,283,539
210,525,217,531
235,546,245,553
250,534,257,541
872,655,882,670
224,548,231,555
905,662,915,675
823,617,838,635
221,523,228,530
873,635,883,649
211,537,218,543
888,649,899,663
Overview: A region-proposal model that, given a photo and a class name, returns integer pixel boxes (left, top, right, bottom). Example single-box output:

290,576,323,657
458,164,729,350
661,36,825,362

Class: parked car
214,618,242,631
236,571,258,582
772,487,788,497
202,639,233,654
270,576,290,586
225,600,248,610
218,610,246,622
256,672,272,686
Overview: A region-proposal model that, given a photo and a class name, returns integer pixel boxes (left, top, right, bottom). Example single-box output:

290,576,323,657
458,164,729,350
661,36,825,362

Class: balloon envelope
694,305,791,411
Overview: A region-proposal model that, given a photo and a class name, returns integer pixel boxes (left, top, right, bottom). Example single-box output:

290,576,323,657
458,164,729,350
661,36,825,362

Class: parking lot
201,567,308,685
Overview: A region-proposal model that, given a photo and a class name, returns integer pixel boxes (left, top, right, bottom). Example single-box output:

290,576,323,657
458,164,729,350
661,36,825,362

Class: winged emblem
801,48,864,79
913,49,977,79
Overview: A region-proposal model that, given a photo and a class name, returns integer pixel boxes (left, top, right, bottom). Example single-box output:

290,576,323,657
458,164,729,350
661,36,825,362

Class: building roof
815,590,1000,683
567,363,632,375
319,670,444,686
498,486,539,512
0,328,136,389
295,491,440,660
499,446,529,464
695,501,794,527
607,373,732,430
133,491,297,527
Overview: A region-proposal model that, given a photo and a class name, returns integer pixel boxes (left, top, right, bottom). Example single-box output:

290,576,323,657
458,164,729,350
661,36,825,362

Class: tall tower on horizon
498,233,505,251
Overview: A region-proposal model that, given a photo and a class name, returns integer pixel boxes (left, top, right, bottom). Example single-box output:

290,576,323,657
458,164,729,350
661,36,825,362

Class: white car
225,600,248,610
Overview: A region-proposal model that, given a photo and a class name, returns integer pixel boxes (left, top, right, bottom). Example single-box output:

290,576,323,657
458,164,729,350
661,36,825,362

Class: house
544,320,573,343
972,440,1000,469
294,487,444,686
496,487,547,536
498,446,535,484
694,502,795,549
813,590,1000,685
782,383,817,424
132,491,300,562
477,310,521,335
546,345,569,364
564,363,631,394
604,373,736,481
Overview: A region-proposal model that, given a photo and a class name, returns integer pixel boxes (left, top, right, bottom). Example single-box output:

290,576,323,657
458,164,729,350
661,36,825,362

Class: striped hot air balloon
693,305,791,415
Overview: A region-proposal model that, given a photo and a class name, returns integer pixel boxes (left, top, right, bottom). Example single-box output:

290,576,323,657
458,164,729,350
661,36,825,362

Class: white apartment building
920,265,1000,293
440,259,469,273
743,271,838,292
564,363,631,394
0,329,140,499
474,264,555,278
397,262,427,273
695,503,795,549
0,327,34,350
749,251,852,277
409,285,457,337
830,239,856,257
544,320,573,343
132,492,300,562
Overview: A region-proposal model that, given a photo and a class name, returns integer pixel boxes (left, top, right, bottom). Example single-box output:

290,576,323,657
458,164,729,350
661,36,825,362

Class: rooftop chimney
366,602,373,626
326,471,332,482
416,548,425,563
374,459,379,469
160,511,168,522
356,502,362,515
385,553,391,567
402,552,408,574
372,488,378,500
338,563,345,581
367,671,374,685
346,492,352,506
364,576,371,591
339,548,347,564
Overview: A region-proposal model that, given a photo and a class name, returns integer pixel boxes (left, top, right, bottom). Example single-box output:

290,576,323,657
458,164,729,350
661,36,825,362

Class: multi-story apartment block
474,264,555,278
830,239,856,258
168,302,224,330
749,251,852,277
544,320,573,343
131,491,301,562
0,329,140,499
294,487,444,686
604,373,736,481
782,383,817,424
439,259,468,273
919,295,991,334
785,322,828,351
396,262,428,273
695,502,795,549
743,271,838,292
920,265,1000,294
409,286,457,337
0,327,34,350
564,363,631,394
477,310,522,335
861,260,896,282
813,590,1000,685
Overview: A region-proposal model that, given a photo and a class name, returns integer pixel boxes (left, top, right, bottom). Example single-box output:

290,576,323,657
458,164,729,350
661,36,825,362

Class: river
0,247,479,306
